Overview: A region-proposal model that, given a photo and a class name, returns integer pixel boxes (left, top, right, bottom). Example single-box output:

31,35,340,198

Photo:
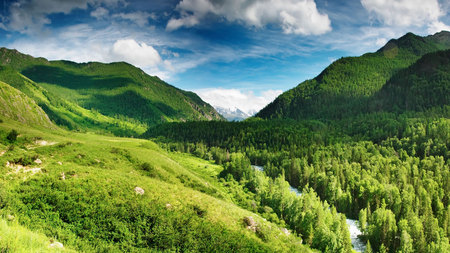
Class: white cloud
428,21,450,34
91,7,109,19
3,0,125,34
361,0,449,32
375,37,387,47
167,0,331,35
113,11,156,27
195,88,282,115
111,39,162,67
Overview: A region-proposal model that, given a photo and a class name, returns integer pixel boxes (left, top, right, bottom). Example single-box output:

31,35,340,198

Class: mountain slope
0,48,223,129
0,66,147,136
371,49,450,112
0,116,310,252
256,31,450,120
0,80,54,129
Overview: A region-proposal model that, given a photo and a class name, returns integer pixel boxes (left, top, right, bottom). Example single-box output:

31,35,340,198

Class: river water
251,165,366,252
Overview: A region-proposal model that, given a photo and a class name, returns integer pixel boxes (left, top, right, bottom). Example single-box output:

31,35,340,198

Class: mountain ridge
0,47,224,134
256,31,450,120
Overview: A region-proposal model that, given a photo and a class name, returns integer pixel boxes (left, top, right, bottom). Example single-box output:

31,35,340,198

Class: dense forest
146,110,450,252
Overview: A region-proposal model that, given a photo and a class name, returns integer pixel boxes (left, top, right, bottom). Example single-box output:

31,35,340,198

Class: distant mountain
0,48,223,135
215,106,251,121
256,31,450,120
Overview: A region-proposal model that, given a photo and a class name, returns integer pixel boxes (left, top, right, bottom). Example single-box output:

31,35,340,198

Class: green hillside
256,31,450,120
371,49,450,112
0,48,223,132
0,66,147,136
0,106,311,252
0,80,54,129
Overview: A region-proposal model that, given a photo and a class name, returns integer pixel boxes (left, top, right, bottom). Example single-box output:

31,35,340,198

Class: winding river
251,165,366,252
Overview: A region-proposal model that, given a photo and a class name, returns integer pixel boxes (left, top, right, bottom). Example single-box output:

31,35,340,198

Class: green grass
0,81,54,129
0,118,311,252
0,218,76,253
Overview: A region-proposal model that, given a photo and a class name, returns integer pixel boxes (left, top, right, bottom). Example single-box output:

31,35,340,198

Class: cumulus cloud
167,0,331,35
375,37,387,47
361,0,449,32
428,21,450,34
3,0,125,34
111,39,162,67
195,88,282,115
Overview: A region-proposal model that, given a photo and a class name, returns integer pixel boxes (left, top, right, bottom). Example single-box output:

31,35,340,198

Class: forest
146,107,450,252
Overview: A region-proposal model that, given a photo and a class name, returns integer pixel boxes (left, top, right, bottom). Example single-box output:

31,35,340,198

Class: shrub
140,162,154,172
6,130,18,143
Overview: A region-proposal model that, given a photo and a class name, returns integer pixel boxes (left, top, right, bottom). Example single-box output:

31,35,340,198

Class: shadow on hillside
81,90,181,123
22,65,135,89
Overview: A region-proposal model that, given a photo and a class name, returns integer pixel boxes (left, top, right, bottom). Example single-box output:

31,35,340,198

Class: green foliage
372,49,450,112
6,129,18,143
149,112,450,252
0,119,310,253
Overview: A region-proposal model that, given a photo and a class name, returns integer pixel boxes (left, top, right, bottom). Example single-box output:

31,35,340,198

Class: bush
6,130,18,143
140,162,154,172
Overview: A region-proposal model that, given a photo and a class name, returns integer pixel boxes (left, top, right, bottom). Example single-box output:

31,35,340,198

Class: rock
6,215,14,221
166,203,172,209
34,158,42,164
243,216,257,232
134,187,144,195
49,241,64,248
282,228,291,236
57,161,62,165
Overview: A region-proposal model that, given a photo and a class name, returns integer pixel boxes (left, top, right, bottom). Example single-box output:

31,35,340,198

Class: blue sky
0,0,449,114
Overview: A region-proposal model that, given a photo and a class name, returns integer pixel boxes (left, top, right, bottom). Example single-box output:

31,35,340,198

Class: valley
0,30,449,253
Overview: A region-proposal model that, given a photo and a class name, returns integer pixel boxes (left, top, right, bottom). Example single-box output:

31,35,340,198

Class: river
251,165,366,252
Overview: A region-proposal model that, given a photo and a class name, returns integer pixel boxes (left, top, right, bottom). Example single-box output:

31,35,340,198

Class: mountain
0,48,223,134
256,31,450,120
215,106,251,121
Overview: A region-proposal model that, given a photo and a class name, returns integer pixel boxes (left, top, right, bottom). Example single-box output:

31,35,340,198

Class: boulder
134,187,145,195
243,216,257,232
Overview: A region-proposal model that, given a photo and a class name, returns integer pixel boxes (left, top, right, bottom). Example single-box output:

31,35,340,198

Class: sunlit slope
0,80,54,129
0,118,310,252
